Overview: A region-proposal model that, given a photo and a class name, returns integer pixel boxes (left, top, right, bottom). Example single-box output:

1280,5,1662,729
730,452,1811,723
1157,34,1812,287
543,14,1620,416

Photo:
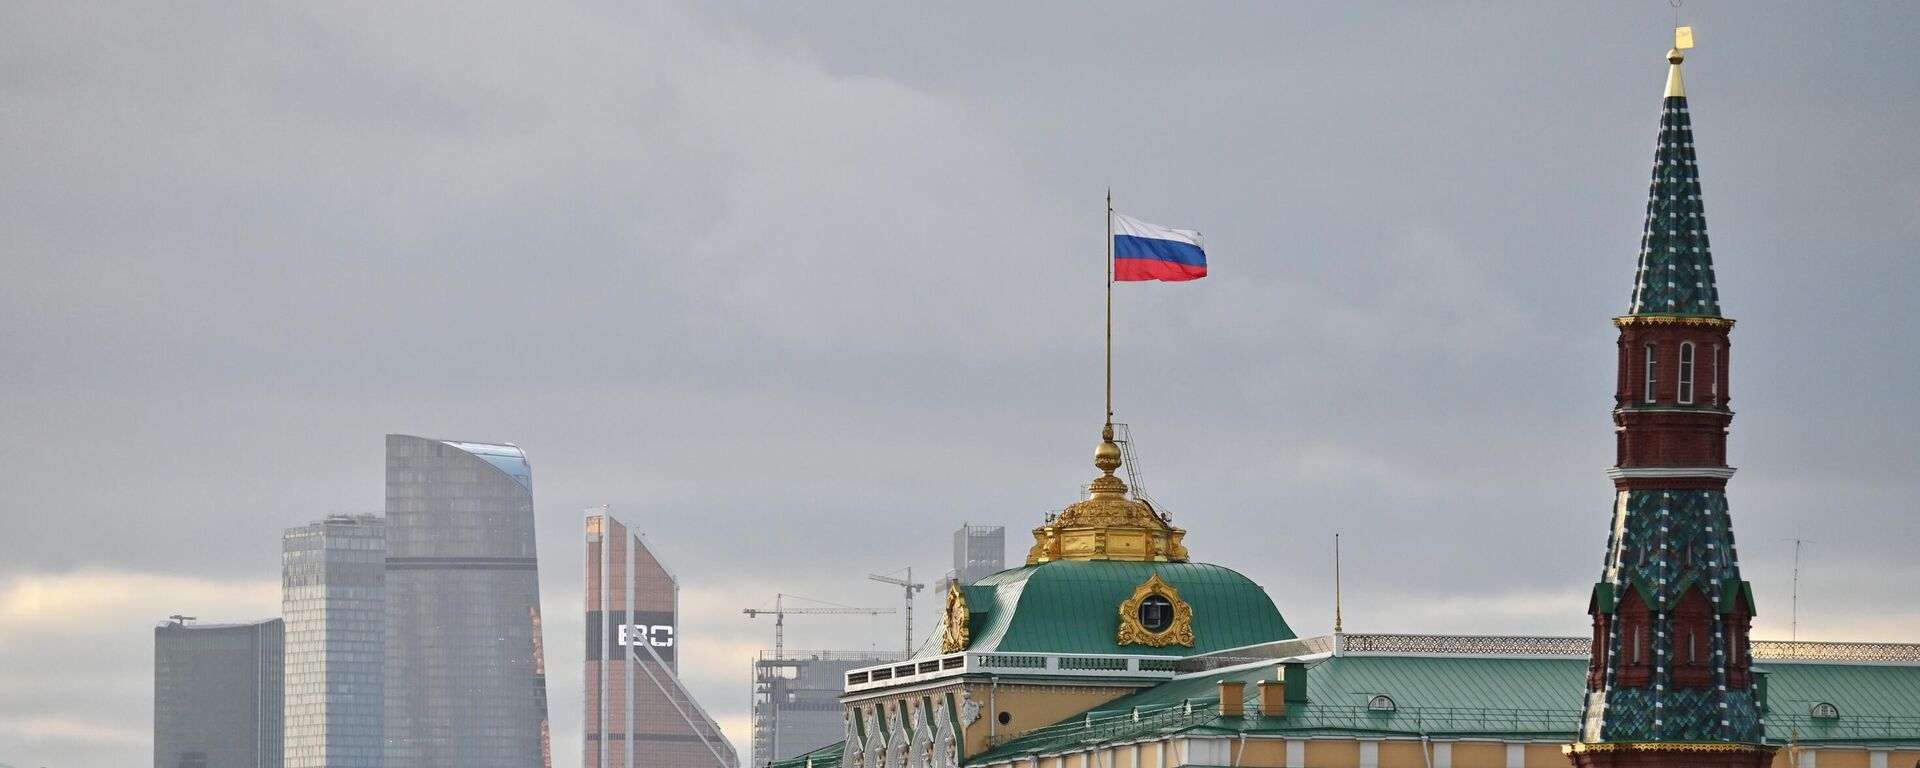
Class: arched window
1644,344,1659,403
1619,590,1654,688
1811,702,1839,719
1368,695,1396,712
1711,343,1722,405
1677,343,1696,404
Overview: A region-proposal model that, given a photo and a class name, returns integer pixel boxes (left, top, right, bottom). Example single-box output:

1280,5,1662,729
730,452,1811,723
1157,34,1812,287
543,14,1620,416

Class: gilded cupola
1026,425,1188,564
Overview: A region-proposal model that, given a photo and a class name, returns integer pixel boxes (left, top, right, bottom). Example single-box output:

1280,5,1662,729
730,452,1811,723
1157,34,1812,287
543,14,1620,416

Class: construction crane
869,568,926,656
742,593,892,659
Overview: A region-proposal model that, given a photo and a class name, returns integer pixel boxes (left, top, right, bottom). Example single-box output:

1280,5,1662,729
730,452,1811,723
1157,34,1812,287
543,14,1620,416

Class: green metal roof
766,740,843,768
970,655,1920,764
1759,662,1920,746
948,561,1294,657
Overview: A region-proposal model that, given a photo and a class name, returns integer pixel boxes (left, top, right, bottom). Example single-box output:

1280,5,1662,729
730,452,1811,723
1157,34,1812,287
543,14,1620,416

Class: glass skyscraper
283,514,385,768
154,617,285,768
384,435,551,768
585,509,737,768
952,524,1006,586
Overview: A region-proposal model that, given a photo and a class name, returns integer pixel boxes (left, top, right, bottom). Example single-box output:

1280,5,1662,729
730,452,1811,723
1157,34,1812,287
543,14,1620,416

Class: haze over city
4,2,1919,767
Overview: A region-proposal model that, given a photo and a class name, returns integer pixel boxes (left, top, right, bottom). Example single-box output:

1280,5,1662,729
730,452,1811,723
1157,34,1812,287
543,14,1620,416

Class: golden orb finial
1025,423,1189,565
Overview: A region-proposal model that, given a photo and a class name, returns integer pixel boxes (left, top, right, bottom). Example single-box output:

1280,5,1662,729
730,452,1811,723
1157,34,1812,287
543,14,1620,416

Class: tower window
1711,343,1721,405
1678,343,1696,404
1644,344,1659,403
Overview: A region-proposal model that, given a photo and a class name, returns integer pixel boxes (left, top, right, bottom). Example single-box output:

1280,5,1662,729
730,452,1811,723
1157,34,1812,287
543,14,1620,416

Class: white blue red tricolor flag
1112,212,1207,282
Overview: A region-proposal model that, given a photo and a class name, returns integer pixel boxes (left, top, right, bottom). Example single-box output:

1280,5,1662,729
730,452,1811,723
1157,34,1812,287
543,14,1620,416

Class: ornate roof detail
1627,47,1723,318
1027,425,1188,564
1116,573,1195,648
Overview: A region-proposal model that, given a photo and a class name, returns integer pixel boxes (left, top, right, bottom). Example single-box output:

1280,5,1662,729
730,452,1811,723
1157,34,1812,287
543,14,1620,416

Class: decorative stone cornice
1606,466,1737,480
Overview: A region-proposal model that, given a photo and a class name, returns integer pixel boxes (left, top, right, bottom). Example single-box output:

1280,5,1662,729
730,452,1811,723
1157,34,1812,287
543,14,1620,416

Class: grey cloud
4,1,1919,766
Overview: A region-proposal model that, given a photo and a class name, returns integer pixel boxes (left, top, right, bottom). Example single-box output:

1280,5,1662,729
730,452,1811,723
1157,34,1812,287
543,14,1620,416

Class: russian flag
1113,212,1206,282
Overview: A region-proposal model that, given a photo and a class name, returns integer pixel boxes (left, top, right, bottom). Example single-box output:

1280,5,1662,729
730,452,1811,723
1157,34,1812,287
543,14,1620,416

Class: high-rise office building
154,617,285,768
283,514,385,768
751,651,898,765
584,509,736,768
384,435,551,768
951,524,1005,587
938,523,1007,595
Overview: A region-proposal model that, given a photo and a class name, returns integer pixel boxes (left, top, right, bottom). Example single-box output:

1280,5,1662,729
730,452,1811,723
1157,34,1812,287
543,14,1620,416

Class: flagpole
1105,189,1114,429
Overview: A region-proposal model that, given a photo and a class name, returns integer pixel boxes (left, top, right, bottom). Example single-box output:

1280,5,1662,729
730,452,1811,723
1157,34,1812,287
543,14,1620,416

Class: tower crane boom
741,593,892,659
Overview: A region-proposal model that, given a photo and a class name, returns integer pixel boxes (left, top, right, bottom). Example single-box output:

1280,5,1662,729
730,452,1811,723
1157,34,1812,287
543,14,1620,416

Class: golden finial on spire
1666,26,1693,97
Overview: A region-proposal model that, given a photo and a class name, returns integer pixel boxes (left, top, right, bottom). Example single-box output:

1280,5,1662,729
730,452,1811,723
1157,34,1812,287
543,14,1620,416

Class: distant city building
938,524,1007,595
283,514,385,768
951,524,1005,586
584,509,736,768
383,435,551,768
154,617,284,768
752,651,898,765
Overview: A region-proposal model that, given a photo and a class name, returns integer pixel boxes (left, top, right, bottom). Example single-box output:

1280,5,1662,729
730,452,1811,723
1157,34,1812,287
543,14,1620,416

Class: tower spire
1629,28,1719,318
1568,33,1772,768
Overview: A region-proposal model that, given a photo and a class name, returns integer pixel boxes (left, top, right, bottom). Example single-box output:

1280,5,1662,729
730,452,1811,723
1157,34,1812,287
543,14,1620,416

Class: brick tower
1566,37,1776,768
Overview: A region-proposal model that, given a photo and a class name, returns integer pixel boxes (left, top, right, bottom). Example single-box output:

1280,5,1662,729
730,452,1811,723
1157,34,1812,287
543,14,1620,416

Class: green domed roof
941,560,1294,657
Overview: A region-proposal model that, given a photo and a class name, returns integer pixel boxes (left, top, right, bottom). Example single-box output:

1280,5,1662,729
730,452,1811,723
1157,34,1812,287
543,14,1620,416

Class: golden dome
1027,425,1189,564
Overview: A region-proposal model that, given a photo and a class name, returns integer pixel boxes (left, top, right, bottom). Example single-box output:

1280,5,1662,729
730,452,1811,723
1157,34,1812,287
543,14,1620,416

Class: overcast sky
4,2,1920,766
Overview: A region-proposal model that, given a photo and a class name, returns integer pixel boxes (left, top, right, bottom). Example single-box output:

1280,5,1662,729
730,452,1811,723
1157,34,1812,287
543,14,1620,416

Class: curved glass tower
384,435,552,768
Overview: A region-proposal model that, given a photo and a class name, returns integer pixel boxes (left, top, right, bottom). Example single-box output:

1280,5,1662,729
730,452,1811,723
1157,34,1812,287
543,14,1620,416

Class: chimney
1219,680,1247,717
1257,680,1287,717
1281,661,1310,702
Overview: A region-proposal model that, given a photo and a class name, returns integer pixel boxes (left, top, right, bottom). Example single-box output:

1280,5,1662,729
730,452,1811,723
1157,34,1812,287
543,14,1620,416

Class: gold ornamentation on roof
1614,315,1734,329
1116,573,1195,648
940,581,971,653
1026,425,1189,564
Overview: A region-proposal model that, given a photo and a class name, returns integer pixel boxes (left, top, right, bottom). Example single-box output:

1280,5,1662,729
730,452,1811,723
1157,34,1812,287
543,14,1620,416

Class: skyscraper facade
384,435,551,768
153,617,285,768
951,524,1005,587
584,510,736,768
283,514,385,768
751,651,897,765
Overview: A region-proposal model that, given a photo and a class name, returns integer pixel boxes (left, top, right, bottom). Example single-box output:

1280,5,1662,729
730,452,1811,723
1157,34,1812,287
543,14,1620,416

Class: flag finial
1667,26,1692,97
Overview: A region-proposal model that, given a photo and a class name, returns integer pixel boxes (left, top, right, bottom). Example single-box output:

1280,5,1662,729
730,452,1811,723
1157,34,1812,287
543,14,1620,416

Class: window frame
1711,343,1722,405
1644,344,1659,403
1678,342,1696,404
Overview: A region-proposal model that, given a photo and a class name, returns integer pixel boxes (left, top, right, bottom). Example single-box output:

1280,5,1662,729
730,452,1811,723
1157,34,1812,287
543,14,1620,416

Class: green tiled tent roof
1628,83,1721,317
945,561,1294,657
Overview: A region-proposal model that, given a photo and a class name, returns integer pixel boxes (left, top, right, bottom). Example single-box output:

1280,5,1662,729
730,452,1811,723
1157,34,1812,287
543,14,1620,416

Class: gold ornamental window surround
1117,573,1194,648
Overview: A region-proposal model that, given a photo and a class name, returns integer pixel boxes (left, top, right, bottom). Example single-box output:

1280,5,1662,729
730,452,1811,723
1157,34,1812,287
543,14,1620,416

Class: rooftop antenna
168,614,196,626
1334,533,1344,634
1780,533,1815,642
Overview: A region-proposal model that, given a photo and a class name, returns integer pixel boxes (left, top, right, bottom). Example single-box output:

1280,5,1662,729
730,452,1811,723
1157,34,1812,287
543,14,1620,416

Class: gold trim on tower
1116,573,1195,648
1613,315,1736,329
1028,426,1189,564
940,582,971,653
